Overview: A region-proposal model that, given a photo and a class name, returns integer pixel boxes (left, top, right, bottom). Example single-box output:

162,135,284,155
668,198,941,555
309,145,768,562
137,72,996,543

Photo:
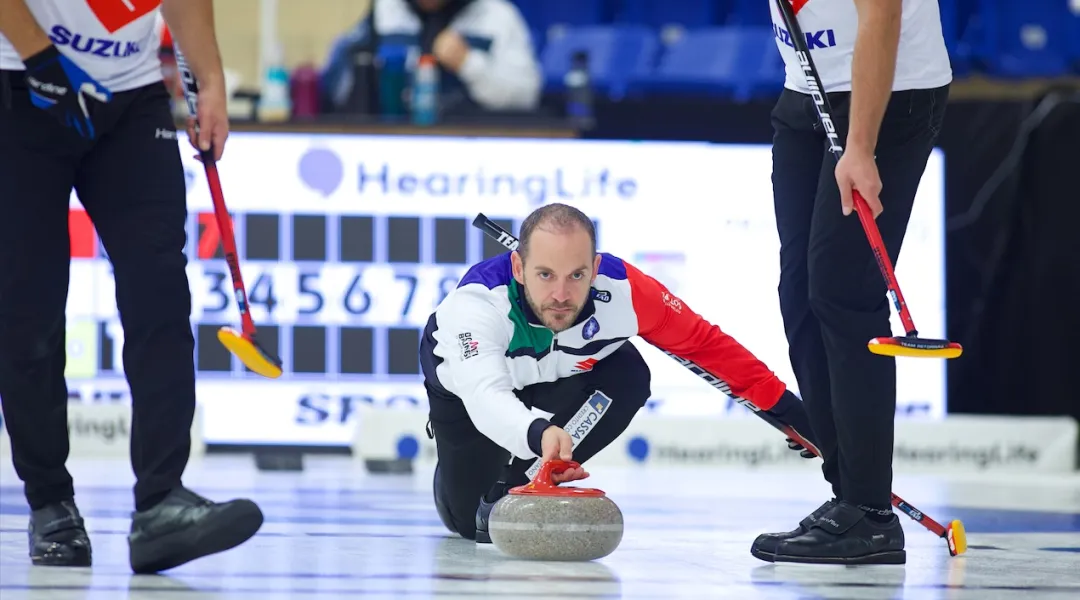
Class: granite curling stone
488,459,623,561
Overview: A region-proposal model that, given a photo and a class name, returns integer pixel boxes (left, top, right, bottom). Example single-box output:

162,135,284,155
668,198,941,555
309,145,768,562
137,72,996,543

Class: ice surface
1,456,1078,600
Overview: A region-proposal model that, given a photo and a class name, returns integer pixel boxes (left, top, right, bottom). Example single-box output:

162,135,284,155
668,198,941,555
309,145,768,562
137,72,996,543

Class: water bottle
377,44,408,118
564,50,594,129
343,44,378,116
258,42,291,122
411,54,439,126
289,64,320,120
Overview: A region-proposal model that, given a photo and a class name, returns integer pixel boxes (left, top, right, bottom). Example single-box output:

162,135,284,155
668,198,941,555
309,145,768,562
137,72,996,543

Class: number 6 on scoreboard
344,273,372,315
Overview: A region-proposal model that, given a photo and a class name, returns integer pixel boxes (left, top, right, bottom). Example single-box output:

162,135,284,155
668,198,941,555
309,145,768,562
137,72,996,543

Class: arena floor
1,455,1078,599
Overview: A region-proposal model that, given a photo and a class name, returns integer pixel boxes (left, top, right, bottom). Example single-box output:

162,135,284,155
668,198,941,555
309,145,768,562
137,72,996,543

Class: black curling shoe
29,500,92,567
128,487,263,574
751,498,838,560
760,501,906,565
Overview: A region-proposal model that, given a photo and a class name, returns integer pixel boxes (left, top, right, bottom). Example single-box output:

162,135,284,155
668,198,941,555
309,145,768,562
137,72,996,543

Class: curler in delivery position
418,203,819,545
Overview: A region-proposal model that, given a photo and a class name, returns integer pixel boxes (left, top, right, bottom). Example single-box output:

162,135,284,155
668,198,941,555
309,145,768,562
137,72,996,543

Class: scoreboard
62,133,949,446
67,208,536,444
71,211,515,377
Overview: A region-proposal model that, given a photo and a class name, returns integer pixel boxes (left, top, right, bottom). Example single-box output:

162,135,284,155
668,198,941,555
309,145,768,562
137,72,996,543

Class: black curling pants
0,74,195,512
771,84,949,510
428,342,651,540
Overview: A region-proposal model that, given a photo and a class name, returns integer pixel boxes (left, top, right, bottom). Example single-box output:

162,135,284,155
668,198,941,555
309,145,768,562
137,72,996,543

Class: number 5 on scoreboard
299,272,324,315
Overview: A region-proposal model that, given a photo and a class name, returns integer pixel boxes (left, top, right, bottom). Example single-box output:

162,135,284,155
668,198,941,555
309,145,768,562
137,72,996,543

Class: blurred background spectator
320,0,542,118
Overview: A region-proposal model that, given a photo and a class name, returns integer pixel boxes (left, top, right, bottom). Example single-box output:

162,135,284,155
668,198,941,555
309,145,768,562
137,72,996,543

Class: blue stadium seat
942,0,992,74
724,0,772,27
937,0,974,75
750,32,787,98
541,26,659,98
616,0,722,30
938,0,959,54
627,27,784,101
979,1,1072,77
509,0,539,27
514,0,609,32
529,26,546,55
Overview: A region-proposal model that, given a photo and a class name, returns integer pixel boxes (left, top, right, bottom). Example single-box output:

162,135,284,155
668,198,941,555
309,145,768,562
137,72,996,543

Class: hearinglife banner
57,132,947,447
353,408,1078,474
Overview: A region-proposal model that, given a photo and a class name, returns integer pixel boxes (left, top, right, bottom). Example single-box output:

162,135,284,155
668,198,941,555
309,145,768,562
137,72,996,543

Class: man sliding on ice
418,202,818,543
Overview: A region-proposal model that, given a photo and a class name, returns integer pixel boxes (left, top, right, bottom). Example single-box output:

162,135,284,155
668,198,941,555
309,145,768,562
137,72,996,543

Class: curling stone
487,460,623,561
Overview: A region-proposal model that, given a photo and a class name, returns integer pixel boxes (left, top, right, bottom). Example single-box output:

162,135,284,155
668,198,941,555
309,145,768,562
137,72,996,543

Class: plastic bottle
564,50,594,129
289,63,320,120
411,54,439,126
377,44,409,119
344,38,379,116
258,42,292,122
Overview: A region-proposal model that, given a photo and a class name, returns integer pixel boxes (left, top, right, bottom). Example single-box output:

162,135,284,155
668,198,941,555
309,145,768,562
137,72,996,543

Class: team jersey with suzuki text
0,0,164,92
770,0,952,93
419,252,788,460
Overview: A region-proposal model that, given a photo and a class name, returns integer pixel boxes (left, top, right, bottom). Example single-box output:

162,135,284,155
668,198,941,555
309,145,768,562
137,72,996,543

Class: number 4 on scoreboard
249,273,277,314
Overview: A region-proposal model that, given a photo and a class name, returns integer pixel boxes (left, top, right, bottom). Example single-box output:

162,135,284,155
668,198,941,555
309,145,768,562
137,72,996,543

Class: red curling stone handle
508,459,607,497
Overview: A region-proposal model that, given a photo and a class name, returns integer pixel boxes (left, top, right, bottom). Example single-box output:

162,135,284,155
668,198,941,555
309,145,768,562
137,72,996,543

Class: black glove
786,437,817,459
768,390,819,460
22,45,112,139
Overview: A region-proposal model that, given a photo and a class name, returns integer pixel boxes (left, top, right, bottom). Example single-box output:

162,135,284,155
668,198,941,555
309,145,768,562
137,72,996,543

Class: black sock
483,474,511,503
858,504,894,523
482,485,503,503
484,469,531,502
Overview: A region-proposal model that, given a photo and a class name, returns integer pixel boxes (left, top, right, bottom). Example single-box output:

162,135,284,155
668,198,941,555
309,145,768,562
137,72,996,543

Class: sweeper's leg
74,82,262,574
74,83,196,512
0,73,87,568
805,86,947,517
770,84,948,566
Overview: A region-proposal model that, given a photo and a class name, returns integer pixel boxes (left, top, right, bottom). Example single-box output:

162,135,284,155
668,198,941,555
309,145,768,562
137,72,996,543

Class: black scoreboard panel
103,211,602,383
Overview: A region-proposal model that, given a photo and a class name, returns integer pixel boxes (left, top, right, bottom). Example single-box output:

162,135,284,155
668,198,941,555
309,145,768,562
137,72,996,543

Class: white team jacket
770,0,953,93
420,252,788,460
0,0,164,92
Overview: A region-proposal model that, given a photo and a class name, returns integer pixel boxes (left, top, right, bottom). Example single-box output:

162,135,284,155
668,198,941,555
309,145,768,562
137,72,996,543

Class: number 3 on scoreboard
205,271,230,312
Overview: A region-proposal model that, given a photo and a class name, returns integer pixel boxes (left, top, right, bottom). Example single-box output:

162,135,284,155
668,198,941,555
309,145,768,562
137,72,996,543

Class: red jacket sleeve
623,261,786,411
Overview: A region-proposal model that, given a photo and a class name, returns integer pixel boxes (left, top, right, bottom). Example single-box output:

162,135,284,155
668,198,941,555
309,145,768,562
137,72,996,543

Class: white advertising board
353,408,1077,474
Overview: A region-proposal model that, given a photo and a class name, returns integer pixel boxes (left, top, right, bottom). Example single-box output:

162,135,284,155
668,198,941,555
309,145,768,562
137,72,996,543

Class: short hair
517,203,597,261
